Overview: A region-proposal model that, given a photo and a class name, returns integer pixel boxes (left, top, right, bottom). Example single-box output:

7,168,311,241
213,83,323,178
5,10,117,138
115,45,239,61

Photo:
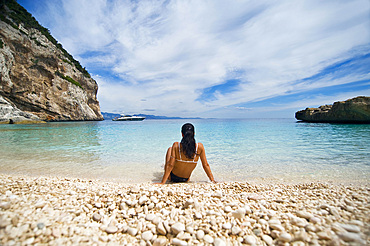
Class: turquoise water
0,119,369,184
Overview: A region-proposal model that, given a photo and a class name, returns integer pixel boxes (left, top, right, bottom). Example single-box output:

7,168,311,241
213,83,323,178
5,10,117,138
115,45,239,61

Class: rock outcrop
0,95,42,124
295,96,370,123
0,0,103,123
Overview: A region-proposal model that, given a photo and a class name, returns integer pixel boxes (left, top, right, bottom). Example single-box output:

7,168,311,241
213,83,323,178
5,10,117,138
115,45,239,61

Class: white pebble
296,211,313,219
171,222,185,235
68,190,77,195
269,223,285,231
35,201,46,209
195,212,202,219
99,235,108,242
163,221,171,234
291,217,307,227
172,238,187,246
317,231,331,240
244,235,256,244
204,235,214,244
309,217,321,224
52,228,61,238
232,208,246,219
278,232,292,242
127,227,138,236
212,191,222,198
245,207,252,214
153,237,167,246
145,214,156,221
148,203,155,209
92,213,102,222
150,196,159,204
348,220,364,227
231,226,242,235
157,222,167,235
23,237,35,245
186,226,194,234
128,208,135,216
329,207,340,218
139,195,148,205
184,199,194,208
131,186,140,193
338,232,364,243
222,222,232,230
214,238,226,246
177,232,192,240
0,202,11,210
339,223,361,233
305,224,316,232
142,230,153,241
105,226,118,234
224,206,232,213
196,230,205,240
262,235,273,245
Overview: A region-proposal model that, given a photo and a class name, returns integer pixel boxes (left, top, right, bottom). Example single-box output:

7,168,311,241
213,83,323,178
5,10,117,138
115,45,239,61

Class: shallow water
0,119,369,184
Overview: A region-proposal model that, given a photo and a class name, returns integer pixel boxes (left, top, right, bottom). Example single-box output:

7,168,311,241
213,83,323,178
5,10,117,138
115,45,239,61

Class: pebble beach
0,174,369,246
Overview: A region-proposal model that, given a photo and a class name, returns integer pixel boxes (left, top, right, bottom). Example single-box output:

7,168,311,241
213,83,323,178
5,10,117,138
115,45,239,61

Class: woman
159,123,216,184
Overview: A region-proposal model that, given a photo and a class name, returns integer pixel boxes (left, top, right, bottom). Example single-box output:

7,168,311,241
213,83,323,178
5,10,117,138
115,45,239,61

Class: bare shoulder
197,142,205,151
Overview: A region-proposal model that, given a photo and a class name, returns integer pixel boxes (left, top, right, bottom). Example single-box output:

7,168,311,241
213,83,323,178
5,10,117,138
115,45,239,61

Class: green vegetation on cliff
0,0,90,78
55,71,83,89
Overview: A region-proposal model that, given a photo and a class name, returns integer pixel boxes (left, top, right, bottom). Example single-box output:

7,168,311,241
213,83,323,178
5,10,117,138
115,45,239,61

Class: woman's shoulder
197,142,205,150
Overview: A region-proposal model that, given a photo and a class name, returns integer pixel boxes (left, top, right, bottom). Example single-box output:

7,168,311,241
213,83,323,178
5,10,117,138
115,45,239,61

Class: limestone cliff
295,96,370,123
0,0,103,123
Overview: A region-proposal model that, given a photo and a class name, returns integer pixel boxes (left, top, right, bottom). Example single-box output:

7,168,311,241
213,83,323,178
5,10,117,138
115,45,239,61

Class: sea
0,118,369,184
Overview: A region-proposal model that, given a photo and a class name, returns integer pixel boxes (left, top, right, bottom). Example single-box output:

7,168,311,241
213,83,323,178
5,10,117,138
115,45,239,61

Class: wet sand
0,174,369,245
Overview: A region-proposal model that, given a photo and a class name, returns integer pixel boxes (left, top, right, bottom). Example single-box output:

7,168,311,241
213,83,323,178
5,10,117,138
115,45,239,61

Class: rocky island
295,96,370,123
0,0,103,124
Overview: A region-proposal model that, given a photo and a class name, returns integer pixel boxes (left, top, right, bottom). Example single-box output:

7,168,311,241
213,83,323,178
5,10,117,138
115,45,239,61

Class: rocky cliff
0,0,103,123
295,96,370,123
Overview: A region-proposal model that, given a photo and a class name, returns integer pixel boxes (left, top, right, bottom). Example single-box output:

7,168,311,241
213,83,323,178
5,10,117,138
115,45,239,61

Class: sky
18,0,370,118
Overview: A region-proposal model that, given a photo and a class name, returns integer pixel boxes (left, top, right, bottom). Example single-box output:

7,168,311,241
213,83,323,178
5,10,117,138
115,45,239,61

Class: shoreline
1,169,369,187
0,174,369,245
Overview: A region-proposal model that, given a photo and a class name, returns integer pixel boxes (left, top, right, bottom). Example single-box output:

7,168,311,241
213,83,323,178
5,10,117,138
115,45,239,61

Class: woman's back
159,123,215,184
171,142,201,178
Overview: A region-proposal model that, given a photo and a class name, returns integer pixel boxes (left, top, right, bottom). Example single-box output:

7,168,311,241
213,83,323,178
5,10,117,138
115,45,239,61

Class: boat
112,114,146,121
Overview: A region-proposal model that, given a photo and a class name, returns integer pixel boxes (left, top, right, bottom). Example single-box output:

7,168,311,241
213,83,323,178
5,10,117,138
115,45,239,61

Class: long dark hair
180,123,196,159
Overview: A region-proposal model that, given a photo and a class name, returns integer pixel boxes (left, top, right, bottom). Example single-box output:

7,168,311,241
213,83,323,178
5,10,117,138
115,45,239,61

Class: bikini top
176,142,199,164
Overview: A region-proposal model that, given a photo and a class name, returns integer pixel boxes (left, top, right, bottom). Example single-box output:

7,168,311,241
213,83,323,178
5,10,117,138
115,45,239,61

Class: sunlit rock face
0,1,103,123
295,96,370,123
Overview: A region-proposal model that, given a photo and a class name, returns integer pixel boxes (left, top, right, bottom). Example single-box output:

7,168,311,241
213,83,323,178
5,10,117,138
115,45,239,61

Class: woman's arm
199,143,216,183
159,143,176,184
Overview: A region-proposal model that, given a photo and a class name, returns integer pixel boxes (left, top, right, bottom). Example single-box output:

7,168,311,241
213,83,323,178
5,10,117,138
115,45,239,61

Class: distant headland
295,96,370,123
101,112,201,120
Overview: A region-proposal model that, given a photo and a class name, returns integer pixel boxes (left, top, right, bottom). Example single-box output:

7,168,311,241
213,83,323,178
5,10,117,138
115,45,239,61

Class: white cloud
30,0,370,117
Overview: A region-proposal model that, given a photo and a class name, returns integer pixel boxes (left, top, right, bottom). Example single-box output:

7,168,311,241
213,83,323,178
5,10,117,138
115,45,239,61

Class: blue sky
18,0,370,118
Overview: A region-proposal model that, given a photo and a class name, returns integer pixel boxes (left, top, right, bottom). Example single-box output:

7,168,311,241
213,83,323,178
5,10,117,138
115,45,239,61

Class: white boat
112,114,145,121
